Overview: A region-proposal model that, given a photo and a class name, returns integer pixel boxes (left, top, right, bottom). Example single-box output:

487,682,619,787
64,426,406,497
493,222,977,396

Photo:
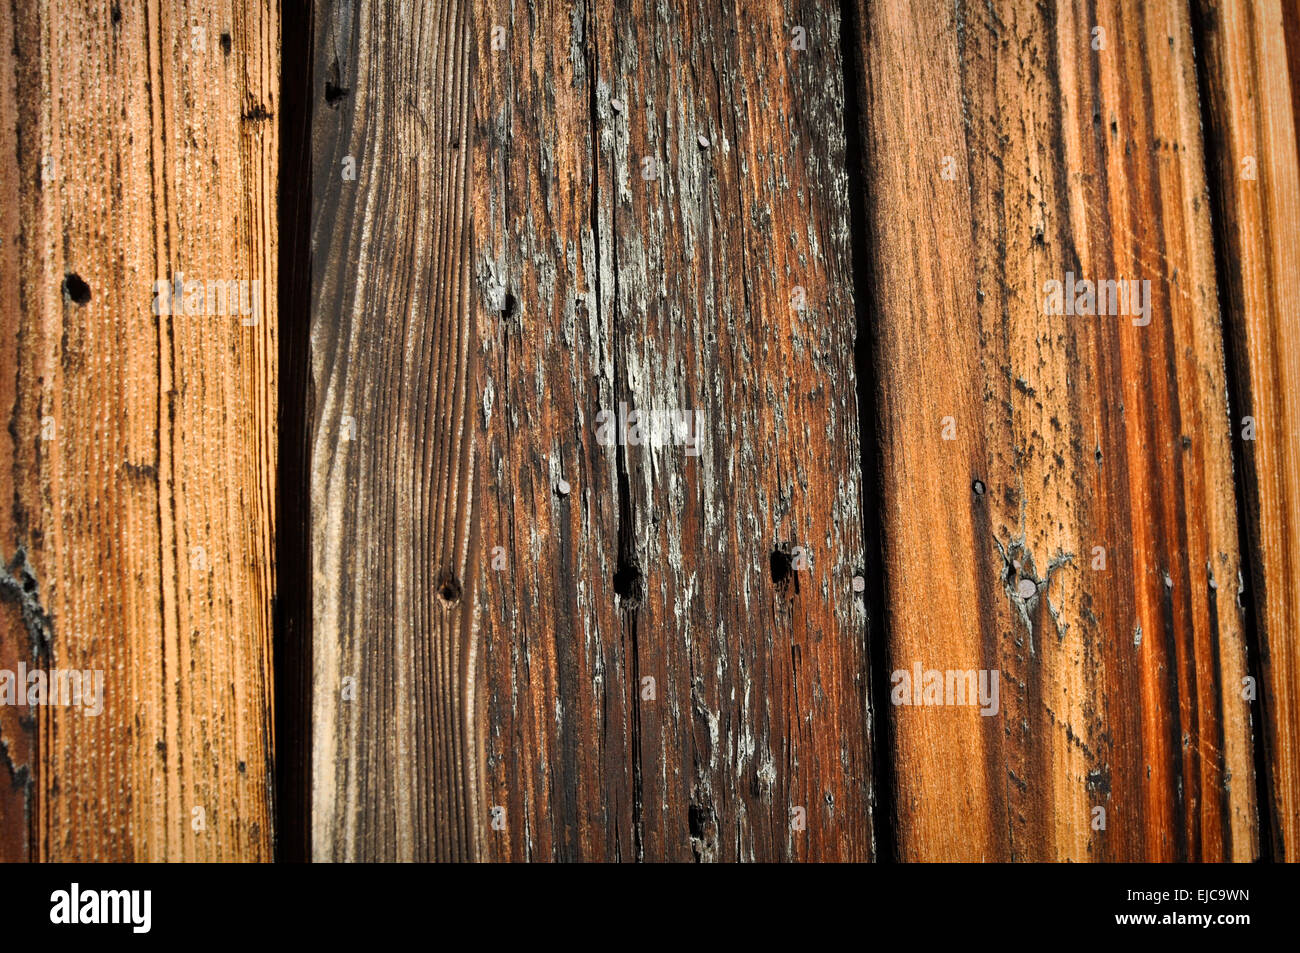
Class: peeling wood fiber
471,0,875,862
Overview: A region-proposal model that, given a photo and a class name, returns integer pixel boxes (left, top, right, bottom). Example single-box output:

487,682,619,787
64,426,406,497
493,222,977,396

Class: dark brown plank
473,0,875,861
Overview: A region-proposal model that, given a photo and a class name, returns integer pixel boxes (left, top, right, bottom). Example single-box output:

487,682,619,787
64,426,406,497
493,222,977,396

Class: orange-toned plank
0,0,277,860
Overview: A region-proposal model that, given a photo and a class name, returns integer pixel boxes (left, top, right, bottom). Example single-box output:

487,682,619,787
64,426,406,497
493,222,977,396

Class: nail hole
437,571,462,605
770,546,794,587
688,802,714,841
972,479,986,496
770,550,792,584
62,273,91,305
325,58,350,107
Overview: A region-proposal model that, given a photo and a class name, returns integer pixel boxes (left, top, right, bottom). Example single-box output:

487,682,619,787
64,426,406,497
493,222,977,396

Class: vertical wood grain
3,0,1288,868
473,0,875,861
850,0,1257,860
307,0,479,861
1194,0,1300,860
0,0,278,860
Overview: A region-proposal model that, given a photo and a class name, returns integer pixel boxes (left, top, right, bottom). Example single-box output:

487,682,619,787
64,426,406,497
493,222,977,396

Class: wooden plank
849,0,1257,860
307,0,479,860
0,0,278,860
473,0,874,861
1194,0,1300,860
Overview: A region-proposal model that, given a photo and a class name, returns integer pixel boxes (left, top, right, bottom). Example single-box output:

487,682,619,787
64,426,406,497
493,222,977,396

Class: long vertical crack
838,0,897,862
273,0,316,862
586,5,644,862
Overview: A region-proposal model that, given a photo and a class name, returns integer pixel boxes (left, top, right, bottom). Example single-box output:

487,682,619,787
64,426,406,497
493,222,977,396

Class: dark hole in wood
110,2,121,25
972,479,986,496
502,292,517,318
325,81,350,106
689,803,705,839
62,273,91,305
770,547,793,585
220,33,232,55
613,560,642,604
437,572,463,605
325,56,350,107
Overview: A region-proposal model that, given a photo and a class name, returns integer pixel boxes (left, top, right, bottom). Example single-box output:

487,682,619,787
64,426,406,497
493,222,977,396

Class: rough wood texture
1194,0,1300,860
850,0,1257,860
0,0,278,860
307,0,479,861
7,0,1300,866
473,0,874,861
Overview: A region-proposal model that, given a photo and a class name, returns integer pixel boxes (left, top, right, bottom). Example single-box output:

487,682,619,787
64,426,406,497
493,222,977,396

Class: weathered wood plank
850,0,1257,860
1194,0,1300,860
0,0,278,860
307,0,479,861
474,0,874,861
